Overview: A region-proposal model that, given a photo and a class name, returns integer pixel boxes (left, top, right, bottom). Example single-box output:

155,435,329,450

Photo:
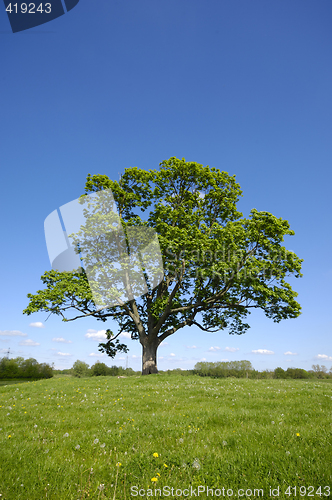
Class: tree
72,360,90,378
274,367,287,379
23,157,303,375
91,361,108,376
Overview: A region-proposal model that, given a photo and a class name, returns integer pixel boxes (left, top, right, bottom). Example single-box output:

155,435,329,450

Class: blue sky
1,0,331,373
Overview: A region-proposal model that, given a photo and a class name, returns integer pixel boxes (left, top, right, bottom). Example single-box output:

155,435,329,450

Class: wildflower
153,453,159,458
222,441,227,446
271,421,275,424
296,433,300,437
116,462,121,467
192,458,201,470
63,433,69,438
75,445,80,450
98,484,105,491
34,425,38,428
164,464,168,468
156,473,160,477
8,435,11,438
94,439,99,444
100,443,105,448
151,477,158,482
179,438,184,444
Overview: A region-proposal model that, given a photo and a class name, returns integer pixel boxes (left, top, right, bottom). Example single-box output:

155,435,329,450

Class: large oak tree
23,157,303,374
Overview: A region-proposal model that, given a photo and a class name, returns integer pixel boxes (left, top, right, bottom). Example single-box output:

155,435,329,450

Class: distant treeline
54,360,140,378
0,357,53,380
1,357,331,380
193,361,332,380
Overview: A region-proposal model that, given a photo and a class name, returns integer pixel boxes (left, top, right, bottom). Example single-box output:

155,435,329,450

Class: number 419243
6,3,52,14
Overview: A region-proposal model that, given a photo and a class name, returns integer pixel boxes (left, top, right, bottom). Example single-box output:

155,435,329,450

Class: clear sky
1,0,331,373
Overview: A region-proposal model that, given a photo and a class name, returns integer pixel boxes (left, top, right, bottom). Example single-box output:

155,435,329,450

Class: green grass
0,375,331,499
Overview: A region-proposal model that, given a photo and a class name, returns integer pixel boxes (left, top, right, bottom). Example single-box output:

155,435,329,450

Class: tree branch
152,259,186,335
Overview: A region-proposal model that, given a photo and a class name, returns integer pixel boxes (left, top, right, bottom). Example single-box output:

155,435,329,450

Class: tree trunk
141,341,158,375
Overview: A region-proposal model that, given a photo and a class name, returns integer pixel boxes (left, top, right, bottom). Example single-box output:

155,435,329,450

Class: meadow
0,374,331,499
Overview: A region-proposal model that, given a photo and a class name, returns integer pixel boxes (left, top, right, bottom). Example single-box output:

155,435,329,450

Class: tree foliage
23,157,303,374
0,357,53,380
72,360,90,378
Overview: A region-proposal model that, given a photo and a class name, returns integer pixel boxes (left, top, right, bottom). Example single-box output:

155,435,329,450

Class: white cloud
208,346,221,352
132,354,142,359
187,345,197,349
19,339,40,346
52,337,72,344
57,352,72,357
252,349,274,355
224,347,239,352
170,353,176,357
200,357,207,362
159,342,168,347
85,330,107,340
118,357,125,360
315,354,332,361
284,351,297,356
0,348,9,353
89,352,105,357
0,330,27,337
159,356,164,360
120,332,131,339
29,322,45,328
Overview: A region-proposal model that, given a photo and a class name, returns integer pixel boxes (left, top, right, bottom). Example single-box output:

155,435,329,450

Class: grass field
0,374,331,499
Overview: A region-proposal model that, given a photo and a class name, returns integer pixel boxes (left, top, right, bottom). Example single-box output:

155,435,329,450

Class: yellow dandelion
8,435,11,438
116,462,121,467
151,477,158,482
153,452,159,458
164,463,168,468
296,433,300,436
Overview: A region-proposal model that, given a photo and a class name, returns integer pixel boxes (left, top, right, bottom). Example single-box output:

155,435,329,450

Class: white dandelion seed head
192,459,201,470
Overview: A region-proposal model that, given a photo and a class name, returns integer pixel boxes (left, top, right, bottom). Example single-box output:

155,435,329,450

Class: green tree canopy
23,157,303,374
